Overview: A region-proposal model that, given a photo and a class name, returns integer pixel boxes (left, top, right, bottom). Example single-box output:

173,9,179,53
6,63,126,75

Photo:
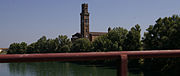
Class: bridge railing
1,50,180,76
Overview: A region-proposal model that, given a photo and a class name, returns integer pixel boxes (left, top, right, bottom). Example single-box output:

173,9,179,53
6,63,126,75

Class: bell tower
80,3,89,38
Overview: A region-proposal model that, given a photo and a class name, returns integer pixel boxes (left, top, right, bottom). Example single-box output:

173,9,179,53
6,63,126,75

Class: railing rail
1,50,180,76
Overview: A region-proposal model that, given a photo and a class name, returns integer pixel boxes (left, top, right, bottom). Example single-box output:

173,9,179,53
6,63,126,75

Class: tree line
7,24,141,54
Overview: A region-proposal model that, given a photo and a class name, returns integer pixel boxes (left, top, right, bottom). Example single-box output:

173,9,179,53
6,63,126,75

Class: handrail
1,50,180,63
1,50,180,76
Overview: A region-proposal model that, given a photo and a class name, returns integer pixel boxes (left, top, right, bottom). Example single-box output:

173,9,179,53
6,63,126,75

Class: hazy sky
0,0,180,48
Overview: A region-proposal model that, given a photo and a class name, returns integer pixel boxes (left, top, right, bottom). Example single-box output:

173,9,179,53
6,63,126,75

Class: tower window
85,19,88,23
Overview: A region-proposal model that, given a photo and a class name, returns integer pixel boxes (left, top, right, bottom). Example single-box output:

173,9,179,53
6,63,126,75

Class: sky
0,0,180,48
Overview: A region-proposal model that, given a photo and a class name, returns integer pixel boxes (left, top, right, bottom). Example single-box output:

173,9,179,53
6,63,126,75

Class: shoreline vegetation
6,15,180,75
0,51,7,55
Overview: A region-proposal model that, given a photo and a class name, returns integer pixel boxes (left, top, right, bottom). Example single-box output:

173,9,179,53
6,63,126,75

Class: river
0,62,143,76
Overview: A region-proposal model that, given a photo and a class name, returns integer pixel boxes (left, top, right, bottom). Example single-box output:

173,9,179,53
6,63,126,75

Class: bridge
1,50,180,76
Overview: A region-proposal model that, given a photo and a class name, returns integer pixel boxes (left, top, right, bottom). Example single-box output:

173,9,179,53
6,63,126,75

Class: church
71,3,108,42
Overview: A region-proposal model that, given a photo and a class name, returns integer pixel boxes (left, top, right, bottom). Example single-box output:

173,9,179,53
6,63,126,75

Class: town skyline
1,0,180,48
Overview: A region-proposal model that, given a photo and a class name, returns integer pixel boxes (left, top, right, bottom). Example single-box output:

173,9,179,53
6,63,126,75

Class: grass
0,51,7,55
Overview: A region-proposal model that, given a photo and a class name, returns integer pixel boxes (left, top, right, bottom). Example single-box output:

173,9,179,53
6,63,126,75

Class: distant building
72,3,107,42
0,48,8,52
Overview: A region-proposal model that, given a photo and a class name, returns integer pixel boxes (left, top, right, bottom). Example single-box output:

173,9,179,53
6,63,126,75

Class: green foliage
8,42,27,54
27,38,58,53
142,15,180,72
143,15,180,50
36,36,48,53
9,35,72,54
27,42,37,53
71,38,91,52
92,34,115,52
46,39,58,52
61,45,71,52
92,25,141,51
55,35,72,52
124,24,142,51
107,27,128,51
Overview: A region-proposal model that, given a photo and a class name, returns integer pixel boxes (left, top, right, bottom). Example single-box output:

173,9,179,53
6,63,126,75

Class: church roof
89,32,107,36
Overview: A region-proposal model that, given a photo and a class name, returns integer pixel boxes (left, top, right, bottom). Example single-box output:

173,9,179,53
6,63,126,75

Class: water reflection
2,60,180,76
0,61,164,76
8,62,117,76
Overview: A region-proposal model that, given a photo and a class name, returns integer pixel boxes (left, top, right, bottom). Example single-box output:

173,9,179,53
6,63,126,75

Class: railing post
117,54,128,76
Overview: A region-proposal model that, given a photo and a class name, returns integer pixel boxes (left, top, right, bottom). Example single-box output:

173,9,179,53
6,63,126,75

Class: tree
55,35,72,52
46,39,58,53
107,27,128,51
61,45,71,52
92,26,142,52
26,35,71,53
92,34,118,52
27,42,37,53
26,36,48,53
142,15,180,72
71,38,91,52
19,42,27,54
8,35,72,54
143,15,180,50
36,36,48,53
8,42,27,54
124,24,142,51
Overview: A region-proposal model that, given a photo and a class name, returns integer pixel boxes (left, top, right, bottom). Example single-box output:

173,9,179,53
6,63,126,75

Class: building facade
71,3,107,42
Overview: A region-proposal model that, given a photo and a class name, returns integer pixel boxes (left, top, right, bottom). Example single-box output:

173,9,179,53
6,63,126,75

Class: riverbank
0,51,7,55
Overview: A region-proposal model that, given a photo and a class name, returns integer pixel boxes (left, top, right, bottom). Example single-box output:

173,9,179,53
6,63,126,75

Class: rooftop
90,32,107,36
0,48,8,50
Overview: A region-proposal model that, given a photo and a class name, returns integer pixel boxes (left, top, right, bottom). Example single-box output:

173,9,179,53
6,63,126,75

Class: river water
0,62,142,76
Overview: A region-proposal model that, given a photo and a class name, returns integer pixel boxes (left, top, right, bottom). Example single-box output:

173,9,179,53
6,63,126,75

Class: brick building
71,3,107,42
